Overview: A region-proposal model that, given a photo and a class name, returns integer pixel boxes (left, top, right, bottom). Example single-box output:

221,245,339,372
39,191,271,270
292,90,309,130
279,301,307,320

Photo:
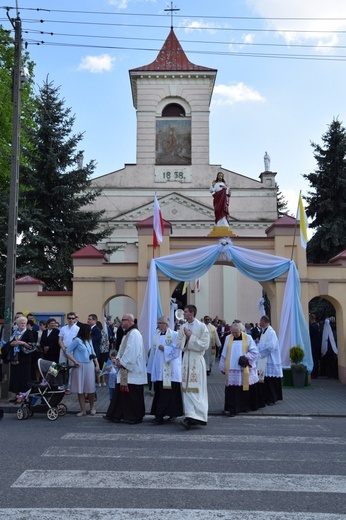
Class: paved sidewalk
2,363,346,417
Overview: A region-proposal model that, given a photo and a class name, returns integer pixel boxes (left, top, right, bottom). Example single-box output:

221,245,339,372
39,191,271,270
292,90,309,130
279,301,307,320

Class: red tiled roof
329,249,346,264
136,215,172,230
130,29,216,73
16,275,45,285
71,245,105,259
265,214,297,234
273,215,297,226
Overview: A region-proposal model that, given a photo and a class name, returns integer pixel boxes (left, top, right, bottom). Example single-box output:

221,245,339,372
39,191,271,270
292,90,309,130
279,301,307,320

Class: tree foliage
304,118,346,263
16,77,113,291
0,24,36,314
0,25,35,185
276,184,290,216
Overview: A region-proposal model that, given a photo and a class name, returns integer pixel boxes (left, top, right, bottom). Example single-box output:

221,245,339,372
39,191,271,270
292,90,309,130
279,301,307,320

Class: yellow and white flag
182,281,187,295
297,192,309,249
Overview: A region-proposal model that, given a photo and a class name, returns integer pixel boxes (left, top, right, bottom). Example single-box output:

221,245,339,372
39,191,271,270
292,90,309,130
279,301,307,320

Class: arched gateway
139,236,312,372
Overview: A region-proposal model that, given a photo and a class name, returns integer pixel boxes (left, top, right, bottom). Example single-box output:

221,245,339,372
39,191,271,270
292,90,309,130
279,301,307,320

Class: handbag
21,344,38,355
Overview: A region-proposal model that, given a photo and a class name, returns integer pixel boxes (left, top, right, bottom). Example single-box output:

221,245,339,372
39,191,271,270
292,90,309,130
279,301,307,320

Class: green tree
0,27,13,186
0,25,35,184
303,118,346,263
276,184,289,216
16,77,113,291
0,24,36,314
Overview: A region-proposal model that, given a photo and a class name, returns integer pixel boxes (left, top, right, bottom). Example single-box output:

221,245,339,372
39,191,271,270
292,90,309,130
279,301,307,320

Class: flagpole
152,192,156,260
290,190,301,261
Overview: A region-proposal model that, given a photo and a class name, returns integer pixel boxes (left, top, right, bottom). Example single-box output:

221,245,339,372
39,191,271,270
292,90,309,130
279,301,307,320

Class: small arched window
162,103,186,117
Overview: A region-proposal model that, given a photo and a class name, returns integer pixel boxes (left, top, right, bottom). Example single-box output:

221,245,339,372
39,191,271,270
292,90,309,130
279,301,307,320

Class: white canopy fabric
138,238,312,371
321,319,338,356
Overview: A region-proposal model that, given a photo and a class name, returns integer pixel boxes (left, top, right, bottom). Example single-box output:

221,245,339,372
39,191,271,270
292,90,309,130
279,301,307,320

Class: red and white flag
153,194,164,249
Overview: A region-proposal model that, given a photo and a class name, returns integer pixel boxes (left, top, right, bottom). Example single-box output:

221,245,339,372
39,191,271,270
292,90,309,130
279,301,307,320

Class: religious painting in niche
156,119,191,165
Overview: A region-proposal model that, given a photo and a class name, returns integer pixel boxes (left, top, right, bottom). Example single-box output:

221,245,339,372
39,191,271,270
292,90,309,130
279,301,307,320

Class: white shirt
59,323,80,348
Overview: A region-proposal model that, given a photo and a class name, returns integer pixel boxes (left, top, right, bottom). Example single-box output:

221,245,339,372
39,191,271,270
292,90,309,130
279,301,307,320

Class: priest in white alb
257,315,283,406
147,316,183,424
177,305,209,430
220,321,264,416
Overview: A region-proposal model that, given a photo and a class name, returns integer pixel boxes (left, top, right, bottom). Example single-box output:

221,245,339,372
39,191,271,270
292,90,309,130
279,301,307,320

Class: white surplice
149,329,182,383
177,319,209,423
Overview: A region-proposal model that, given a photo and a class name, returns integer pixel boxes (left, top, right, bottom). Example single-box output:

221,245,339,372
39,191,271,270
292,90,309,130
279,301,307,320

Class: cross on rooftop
164,1,180,29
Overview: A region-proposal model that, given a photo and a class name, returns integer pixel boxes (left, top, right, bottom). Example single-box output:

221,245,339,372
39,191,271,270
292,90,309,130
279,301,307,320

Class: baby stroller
16,359,68,421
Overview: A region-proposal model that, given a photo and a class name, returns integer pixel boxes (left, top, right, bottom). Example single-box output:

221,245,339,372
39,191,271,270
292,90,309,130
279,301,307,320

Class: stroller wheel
47,407,59,421
58,403,67,416
17,407,26,421
22,405,30,419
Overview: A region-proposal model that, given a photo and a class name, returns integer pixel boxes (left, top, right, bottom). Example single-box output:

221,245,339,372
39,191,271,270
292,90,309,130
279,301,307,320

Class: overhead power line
17,17,346,34
21,38,346,62
4,6,346,21
23,28,346,51
3,6,346,62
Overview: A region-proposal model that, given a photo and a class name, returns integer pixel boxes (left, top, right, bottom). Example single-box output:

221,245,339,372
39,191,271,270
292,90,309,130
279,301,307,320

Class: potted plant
289,345,307,387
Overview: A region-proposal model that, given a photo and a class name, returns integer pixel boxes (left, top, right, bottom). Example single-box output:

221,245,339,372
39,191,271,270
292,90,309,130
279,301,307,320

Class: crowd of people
0,311,118,415
103,306,284,429
2,306,336,425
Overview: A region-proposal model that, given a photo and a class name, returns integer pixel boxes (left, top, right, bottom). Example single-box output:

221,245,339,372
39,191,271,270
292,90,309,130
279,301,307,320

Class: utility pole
3,13,22,342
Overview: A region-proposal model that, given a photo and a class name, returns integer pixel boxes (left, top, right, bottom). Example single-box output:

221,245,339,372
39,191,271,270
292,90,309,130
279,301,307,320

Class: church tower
130,28,216,177
92,28,277,239
90,27,278,321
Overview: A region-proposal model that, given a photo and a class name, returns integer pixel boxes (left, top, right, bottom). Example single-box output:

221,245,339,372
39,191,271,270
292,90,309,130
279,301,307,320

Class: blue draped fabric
138,239,312,371
155,244,223,281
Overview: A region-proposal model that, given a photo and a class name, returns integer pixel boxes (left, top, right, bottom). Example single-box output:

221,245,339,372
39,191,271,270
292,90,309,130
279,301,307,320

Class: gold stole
225,333,250,391
210,325,216,355
153,330,173,389
118,329,134,393
162,329,173,390
181,322,201,394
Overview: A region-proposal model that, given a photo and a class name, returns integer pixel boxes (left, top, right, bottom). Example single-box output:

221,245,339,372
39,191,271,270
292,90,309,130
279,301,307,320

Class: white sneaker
96,383,101,388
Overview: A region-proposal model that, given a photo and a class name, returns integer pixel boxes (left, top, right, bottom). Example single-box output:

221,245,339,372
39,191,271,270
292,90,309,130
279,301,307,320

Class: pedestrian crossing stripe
11,470,346,493
0,510,345,520
41,445,346,463
0,509,345,520
61,432,346,445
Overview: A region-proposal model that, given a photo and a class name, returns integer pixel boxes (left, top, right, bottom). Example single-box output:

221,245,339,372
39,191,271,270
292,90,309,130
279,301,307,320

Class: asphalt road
1,413,346,519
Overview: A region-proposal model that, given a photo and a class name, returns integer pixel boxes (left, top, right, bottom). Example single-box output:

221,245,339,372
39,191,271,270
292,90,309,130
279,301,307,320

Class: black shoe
180,418,191,430
151,417,164,425
167,416,176,422
206,370,211,376
266,401,275,407
103,415,120,423
122,419,142,424
222,410,235,417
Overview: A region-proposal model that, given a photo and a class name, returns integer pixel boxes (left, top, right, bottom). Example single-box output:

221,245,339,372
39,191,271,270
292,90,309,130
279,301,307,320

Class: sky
3,0,346,216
